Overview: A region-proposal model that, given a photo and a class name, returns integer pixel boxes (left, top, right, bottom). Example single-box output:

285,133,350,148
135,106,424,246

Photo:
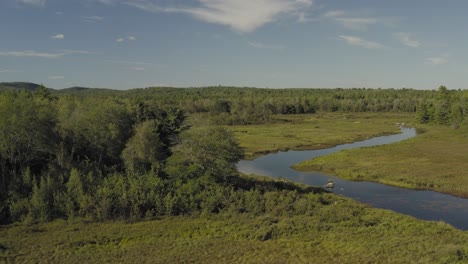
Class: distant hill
54,86,123,96
0,82,44,92
0,82,123,96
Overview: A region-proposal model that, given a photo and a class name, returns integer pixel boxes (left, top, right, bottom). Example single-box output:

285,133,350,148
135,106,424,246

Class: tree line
416,85,468,128
0,86,245,223
1,85,467,224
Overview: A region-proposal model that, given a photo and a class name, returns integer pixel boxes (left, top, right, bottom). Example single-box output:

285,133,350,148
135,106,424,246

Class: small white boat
324,180,334,189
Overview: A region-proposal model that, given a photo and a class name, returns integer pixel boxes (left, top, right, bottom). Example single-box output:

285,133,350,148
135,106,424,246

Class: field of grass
294,124,468,197
229,112,413,159
1,195,467,263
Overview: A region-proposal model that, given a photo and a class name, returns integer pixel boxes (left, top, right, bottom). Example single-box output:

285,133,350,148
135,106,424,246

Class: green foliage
416,101,431,124
122,121,166,175
0,85,467,263
0,91,57,189
1,193,467,263
173,127,243,182
415,85,468,127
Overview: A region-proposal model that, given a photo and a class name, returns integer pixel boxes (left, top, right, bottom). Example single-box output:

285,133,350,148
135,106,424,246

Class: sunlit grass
294,124,468,197
1,199,467,263
229,112,412,159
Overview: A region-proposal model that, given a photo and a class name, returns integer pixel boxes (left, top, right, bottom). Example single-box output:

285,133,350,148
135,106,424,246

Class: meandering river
237,127,468,230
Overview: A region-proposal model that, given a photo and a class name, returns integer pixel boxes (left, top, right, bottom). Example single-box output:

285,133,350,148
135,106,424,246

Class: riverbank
294,124,468,198
229,112,412,159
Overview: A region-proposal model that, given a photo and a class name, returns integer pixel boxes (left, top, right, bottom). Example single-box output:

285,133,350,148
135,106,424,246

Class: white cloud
248,41,284,50
95,0,115,4
427,57,448,66
297,12,308,23
17,0,46,6
49,76,65,79
105,60,153,65
394,32,420,48
51,34,64,39
124,0,314,33
335,17,378,30
323,10,346,18
82,16,104,22
339,35,386,49
59,49,95,55
0,50,65,59
323,10,392,30
116,36,137,42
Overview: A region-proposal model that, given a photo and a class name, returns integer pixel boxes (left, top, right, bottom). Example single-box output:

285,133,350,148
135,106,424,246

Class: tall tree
0,91,57,190
173,127,243,182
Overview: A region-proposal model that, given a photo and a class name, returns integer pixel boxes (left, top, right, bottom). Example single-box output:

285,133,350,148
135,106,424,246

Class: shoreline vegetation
230,113,411,160
231,112,468,198
293,123,468,198
2,85,468,262
1,175,467,263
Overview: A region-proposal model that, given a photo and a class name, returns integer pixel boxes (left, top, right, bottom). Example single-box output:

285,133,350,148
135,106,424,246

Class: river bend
237,128,468,230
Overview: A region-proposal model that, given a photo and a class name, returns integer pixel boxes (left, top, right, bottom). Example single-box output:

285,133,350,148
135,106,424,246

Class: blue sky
1,0,467,90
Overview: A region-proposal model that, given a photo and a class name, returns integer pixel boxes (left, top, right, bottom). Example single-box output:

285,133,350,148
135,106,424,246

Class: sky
1,0,468,90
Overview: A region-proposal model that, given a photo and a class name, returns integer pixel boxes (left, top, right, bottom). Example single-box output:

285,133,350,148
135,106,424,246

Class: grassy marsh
294,124,468,197
229,113,412,159
1,194,467,264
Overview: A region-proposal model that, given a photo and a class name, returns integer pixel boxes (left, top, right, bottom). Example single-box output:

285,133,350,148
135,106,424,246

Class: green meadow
229,112,412,159
294,124,468,198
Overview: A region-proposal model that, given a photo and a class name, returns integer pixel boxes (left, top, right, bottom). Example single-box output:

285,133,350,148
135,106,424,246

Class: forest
0,84,467,224
1,84,468,262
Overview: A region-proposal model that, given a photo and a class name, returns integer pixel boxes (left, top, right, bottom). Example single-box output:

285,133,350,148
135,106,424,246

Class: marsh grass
1,196,467,263
230,112,412,159
294,123,468,197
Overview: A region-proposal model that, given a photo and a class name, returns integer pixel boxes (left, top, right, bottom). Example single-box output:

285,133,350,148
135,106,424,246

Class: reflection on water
237,128,468,230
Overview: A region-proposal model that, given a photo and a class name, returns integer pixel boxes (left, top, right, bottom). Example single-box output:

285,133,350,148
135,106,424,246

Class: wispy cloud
59,49,96,55
248,41,284,50
323,10,393,30
49,76,65,79
0,69,21,73
51,34,64,39
17,0,46,7
82,16,104,22
123,0,314,33
339,35,386,49
0,50,65,59
0,49,94,59
394,32,420,48
427,57,448,66
106,59,167,69
105,60,153,65
116,36,137,42
95,0,115,4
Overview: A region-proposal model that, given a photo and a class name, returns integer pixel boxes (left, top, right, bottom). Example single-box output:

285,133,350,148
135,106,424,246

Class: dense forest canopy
0,84,467,224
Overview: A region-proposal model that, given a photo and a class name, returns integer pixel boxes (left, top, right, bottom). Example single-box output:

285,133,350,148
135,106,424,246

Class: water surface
237,128,468,230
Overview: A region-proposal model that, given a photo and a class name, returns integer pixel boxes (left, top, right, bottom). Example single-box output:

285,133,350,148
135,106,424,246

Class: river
237,127,468,230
